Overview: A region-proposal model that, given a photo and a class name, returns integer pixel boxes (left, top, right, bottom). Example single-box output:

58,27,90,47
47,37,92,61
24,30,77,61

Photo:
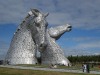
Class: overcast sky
0,0,100,59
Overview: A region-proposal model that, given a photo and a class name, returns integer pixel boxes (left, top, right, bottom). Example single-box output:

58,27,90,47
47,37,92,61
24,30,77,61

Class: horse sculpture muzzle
38,23,47,52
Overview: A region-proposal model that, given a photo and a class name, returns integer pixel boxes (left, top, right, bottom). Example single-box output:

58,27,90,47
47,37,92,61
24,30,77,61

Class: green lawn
15,64,48,68
15,64,100,71
0,67,99,75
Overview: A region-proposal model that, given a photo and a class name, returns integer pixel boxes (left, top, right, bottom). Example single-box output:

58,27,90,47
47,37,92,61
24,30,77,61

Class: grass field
15,64,100,71
0,67,99,75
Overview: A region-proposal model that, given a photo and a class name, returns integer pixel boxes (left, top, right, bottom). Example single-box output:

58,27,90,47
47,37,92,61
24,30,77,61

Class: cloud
47,12,71,25
0,0,100,30
57,36,100,56
65,37,100,42
0,40,9,60
74,41,100,49
43,0,100,30
64,49,92,56
0,0,27,24
63,36,100,49
0,0,100,57
0,0,57,24
64,40,100,56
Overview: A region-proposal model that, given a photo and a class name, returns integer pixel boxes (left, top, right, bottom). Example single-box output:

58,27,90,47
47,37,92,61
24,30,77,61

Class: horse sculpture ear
31,9,39,17
28,11,33,16
44,13,49,17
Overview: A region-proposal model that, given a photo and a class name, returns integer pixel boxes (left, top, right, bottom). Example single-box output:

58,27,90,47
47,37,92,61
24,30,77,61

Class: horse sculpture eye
34,18,41,27
34,19,40,23
35,16,42,23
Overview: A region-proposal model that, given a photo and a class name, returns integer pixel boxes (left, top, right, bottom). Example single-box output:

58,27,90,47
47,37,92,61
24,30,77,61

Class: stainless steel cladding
5,9,72,66
41,24,72,66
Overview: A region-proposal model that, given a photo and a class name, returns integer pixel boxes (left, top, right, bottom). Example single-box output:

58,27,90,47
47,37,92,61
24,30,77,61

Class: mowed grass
15,64,48,68
15,64,100,71
0,67,99,75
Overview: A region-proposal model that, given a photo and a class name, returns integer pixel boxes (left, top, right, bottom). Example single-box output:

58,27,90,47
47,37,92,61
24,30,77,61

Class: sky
0,0,100,60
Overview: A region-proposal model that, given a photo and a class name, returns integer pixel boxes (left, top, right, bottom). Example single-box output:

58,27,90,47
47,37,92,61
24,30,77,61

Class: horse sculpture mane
5,9,72,66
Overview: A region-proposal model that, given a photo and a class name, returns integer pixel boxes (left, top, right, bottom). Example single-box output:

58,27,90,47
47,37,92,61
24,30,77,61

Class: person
84,64,87,72
82,64,84,72
87,64,90,73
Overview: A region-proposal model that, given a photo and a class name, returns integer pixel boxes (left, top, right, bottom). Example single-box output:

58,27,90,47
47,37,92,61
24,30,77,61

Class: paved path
0,65,100,74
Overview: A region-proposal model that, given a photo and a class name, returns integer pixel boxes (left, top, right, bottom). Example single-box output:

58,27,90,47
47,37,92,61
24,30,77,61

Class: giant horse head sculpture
28,9,48,51
5,8,72,65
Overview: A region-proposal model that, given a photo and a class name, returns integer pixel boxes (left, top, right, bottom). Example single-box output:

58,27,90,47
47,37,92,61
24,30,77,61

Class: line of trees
67,55,100,64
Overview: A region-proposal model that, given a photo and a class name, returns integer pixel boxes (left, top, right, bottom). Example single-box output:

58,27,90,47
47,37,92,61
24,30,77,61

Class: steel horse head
29,9,48,52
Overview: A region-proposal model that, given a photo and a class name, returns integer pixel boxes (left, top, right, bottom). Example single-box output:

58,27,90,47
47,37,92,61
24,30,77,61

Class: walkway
0,65,100,74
